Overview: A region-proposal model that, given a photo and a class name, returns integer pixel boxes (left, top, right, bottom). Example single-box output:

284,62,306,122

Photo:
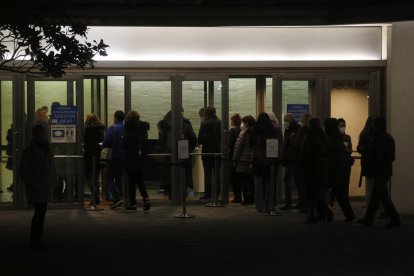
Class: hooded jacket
123,120,150,172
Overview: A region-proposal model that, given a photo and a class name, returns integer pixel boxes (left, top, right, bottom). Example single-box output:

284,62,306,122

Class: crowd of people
17,105,402,249
227,111,400,228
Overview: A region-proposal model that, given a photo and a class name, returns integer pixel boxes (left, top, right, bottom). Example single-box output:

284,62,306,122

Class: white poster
177,139,189,160
51,125,76,143
266,139,279,158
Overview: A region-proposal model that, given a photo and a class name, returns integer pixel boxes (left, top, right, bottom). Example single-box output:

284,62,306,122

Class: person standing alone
19,125,57,249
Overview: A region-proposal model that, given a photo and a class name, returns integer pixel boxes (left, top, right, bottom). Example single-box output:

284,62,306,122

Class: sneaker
143,199,151,211
110,200,123,209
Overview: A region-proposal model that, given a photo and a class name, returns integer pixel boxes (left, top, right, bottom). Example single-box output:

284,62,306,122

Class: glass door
27,78,84,206
0,79,14,203
181,75,228,204
130,79,172,201
84,76,107,126
182,80,223,199
270,76,319,204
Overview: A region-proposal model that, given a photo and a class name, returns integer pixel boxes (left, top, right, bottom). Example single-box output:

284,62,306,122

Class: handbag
100,147,112,161
100,126,116,163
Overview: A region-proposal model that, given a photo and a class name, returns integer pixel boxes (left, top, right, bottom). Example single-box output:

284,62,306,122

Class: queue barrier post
174,139,195,219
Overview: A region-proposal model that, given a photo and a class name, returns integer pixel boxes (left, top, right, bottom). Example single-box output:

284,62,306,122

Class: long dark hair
255,112,274,138
359,114,378,139
324,117,340,138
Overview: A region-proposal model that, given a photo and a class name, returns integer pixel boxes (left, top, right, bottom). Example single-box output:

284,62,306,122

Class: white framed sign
177,139,189,160
51,125,76,143
266,139,279,158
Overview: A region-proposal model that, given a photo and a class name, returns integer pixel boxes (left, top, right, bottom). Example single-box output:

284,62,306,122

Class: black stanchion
85,156,104,211
174,164,195,219
206,154,224,207
174,140,195,219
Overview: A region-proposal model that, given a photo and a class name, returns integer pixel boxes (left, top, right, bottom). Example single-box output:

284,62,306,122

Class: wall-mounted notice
51,105,77,143
287,104,310,123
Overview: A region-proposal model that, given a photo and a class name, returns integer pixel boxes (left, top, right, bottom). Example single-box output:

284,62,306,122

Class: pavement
0,200,413,276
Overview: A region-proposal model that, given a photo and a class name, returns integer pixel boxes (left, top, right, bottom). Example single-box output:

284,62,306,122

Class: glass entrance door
27,79,84,206
0,79,14,203
130,80,171,200
84,76,107,127
269,77,319,204
127,76,228,204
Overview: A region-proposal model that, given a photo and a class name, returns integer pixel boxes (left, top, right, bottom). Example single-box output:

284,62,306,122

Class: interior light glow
86,26,382,62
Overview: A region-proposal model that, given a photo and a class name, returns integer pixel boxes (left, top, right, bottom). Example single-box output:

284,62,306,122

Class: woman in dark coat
123,110,151,211
19,125,57,249
233,115,256,205
298,117,332,223
84,114,105,206
252,112,277,212
325,118,355,222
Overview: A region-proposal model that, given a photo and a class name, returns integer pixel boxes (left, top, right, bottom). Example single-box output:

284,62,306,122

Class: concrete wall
388,21,414,214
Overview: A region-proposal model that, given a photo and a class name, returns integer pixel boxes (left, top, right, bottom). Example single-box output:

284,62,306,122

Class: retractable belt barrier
53,155,84,208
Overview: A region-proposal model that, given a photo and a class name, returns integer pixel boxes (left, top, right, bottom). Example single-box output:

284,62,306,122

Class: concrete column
388,21,414,214
124,75,131,114
208,81,214,107
256,76,266,116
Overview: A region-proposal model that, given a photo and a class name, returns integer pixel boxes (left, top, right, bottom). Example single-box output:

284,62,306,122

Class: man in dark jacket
123,110,151,211
157,109,197,198
358,117,401,228
19,125,57,249
198,107,221,200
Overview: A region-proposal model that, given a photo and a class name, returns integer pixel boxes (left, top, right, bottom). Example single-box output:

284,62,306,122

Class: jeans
254,172,275,212
106,159,124,202
31,202,47,241
127,171,149,206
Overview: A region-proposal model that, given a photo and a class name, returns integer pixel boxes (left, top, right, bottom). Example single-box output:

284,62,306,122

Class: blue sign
287,104,310,122
51,106,77,125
